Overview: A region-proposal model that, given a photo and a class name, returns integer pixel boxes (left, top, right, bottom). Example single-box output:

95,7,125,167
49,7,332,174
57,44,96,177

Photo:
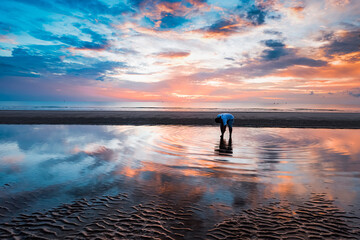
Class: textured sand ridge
0,193,204,239
0,193,359,239
208,194,360,239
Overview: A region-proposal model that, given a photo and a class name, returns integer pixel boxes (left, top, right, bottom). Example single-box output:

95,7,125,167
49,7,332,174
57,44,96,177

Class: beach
0,124,360,239
2,0,360,238
1,110,360,128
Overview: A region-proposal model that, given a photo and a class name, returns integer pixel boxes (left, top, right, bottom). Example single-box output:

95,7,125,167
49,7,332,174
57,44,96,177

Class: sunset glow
0,0,359,104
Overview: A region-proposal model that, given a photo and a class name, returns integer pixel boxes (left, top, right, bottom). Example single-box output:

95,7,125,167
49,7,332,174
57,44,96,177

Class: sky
0,0,359,104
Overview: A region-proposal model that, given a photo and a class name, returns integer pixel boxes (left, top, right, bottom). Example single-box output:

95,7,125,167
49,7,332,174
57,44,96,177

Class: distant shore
1,110,360,128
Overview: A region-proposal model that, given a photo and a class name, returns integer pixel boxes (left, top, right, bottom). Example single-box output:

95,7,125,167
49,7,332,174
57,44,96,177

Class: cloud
128,0,148,8
129,0,207,30
265,61,360,104
348,88,360,98
263,29,282,36
263,39,285,48
129,0,206,10
261,39,289,60
0,62,40,78
321,30,360,59
187,0,207,7
291,6,305,12
246,6,267,25
0,21,14,34
259,39,328,67
196,0,279,38
201,19,243,36
146,1,210,31
30,29,109,50
0,47,126,82
238,0,277,25
251,55,327,78
159,12,188,29
67,61,126,81
181,40,328,83
0,0,359,103
0,35,17,44
0,48,62,78
80,28,107,44
281,57,327,67
240,57,325,78
156,51,190,58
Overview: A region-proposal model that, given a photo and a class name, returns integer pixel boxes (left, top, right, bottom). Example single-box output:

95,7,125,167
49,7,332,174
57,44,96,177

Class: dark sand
1,110,360,128
0,193,359,239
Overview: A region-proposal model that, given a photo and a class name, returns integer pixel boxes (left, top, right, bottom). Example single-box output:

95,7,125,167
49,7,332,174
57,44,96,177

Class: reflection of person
215,113,234,139
215,137,233,155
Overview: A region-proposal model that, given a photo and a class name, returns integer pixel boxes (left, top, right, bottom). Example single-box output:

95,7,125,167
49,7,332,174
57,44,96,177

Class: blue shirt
217,113,234,126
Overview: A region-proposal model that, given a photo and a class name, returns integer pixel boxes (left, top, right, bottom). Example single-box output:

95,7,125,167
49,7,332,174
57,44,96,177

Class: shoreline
1,110,360,128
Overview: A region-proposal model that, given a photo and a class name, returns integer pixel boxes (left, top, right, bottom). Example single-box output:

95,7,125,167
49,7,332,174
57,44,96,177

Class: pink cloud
156,51,190,58
0,35,17,44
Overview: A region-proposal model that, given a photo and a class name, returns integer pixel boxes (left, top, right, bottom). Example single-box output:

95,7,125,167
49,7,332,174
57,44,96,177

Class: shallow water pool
0,125,359,238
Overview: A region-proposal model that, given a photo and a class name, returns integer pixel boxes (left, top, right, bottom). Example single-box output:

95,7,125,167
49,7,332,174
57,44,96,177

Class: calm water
0,125,360,223
1,101,360,112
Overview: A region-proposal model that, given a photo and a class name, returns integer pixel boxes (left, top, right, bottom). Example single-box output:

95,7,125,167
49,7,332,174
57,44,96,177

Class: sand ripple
208,194,360,239
0,193,359,239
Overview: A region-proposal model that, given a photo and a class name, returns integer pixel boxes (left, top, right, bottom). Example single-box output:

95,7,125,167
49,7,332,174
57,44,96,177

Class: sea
0,101,359,112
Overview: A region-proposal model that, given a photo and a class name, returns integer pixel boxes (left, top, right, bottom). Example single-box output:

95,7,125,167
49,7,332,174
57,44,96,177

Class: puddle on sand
0,125,360,238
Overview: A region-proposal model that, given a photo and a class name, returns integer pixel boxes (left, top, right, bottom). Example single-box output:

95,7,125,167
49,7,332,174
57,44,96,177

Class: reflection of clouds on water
0,126,132,204
250,128,360,205
0,125,359,219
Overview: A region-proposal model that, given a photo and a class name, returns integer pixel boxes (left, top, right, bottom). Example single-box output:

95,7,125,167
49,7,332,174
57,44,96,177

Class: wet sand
1,110,360,128
0,193,359,239
1,118,360,239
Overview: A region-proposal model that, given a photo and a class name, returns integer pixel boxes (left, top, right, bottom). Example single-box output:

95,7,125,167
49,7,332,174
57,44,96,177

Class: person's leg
219,123,222,137
220,123,226,138
228,119,233,139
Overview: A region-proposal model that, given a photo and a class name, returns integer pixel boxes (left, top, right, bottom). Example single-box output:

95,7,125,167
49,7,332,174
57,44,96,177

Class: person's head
215,116,221,123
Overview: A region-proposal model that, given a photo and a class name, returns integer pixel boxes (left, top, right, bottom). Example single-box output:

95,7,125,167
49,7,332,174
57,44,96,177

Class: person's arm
220,119,226,138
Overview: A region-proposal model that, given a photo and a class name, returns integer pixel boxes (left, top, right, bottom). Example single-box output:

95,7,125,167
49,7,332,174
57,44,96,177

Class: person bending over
215,113,234,139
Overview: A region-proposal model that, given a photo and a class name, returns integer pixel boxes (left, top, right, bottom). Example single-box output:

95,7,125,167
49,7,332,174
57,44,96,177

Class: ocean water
0,125,359,229
1,101,360,112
